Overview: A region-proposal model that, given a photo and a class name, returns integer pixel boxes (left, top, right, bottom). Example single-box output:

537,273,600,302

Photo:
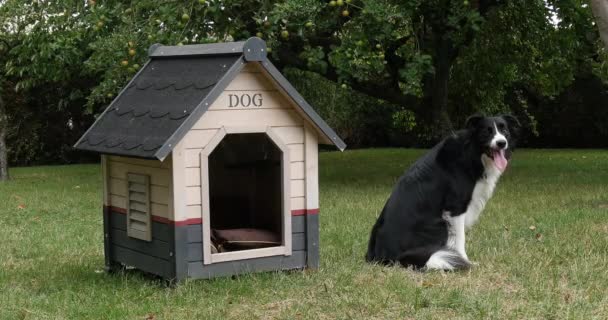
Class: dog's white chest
464,156,502,229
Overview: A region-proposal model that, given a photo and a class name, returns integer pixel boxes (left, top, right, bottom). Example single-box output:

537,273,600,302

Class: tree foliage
0,0,606,164
4,0,605,112
268,0,605,136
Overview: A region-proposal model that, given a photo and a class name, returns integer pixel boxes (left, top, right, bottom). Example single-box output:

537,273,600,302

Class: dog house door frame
200,126,292,264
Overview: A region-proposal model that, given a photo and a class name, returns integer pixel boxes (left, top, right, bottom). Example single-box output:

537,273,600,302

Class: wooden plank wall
107,155,173,221
173,62,309,222
104,155,175,278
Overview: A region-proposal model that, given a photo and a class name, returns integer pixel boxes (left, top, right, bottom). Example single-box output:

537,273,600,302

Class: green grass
1,149,608,319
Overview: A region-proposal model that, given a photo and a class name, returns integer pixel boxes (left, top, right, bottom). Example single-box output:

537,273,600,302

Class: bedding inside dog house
74,37,346,280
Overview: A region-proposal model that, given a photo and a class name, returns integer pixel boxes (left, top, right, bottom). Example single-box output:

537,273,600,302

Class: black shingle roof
75,37,345,160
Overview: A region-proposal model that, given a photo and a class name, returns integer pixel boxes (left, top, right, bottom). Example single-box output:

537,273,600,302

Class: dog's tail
398,247,471,271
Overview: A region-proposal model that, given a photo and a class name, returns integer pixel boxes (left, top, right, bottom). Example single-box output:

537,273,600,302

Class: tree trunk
422,35,455,140
0,94,9,181
590,0,608,50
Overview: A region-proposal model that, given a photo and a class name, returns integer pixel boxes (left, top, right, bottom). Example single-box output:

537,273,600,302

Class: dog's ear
465,114,483,129
502,115,521,144
502,115,520,130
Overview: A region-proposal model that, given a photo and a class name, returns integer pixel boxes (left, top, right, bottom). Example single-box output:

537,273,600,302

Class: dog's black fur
365,115,519,270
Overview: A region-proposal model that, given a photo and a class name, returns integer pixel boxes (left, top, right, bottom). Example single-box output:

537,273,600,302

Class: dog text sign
228,93,263,108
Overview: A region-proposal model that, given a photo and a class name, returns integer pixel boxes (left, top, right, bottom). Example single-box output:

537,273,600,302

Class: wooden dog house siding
75,37,345,281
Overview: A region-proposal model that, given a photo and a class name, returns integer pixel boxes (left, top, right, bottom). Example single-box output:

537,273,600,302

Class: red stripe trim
291,209,306,216
291,209,319,216
109,206,127,214
174,218,203,226
151,216,172,224
307,208,320,215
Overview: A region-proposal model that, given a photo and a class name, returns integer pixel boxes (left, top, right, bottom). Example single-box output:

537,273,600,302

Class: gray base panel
102,207,113,271
182,214,311,279
111,245,173,278
292,215,306,233
172,223,188,281
105,210,316,280
107,210,176,279
188,251,307,279
306,214,320,268
110,228,171,259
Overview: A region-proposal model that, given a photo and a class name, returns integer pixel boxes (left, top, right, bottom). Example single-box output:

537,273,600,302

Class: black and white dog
366,115,519,270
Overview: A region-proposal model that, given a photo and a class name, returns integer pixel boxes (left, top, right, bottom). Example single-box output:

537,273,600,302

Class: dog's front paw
460,252,469,262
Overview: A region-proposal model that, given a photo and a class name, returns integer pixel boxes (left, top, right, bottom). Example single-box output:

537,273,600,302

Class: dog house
74,37,345,281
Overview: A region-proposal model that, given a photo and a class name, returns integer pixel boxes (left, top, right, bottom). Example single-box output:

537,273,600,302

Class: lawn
1,149,607,319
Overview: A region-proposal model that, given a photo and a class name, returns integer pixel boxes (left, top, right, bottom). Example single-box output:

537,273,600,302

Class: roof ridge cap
149,40,248,58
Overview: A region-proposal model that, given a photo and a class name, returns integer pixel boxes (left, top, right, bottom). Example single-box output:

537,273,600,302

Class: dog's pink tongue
493,149,508,171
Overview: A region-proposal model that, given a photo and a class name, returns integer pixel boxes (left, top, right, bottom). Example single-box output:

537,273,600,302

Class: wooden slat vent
126,173,152,241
